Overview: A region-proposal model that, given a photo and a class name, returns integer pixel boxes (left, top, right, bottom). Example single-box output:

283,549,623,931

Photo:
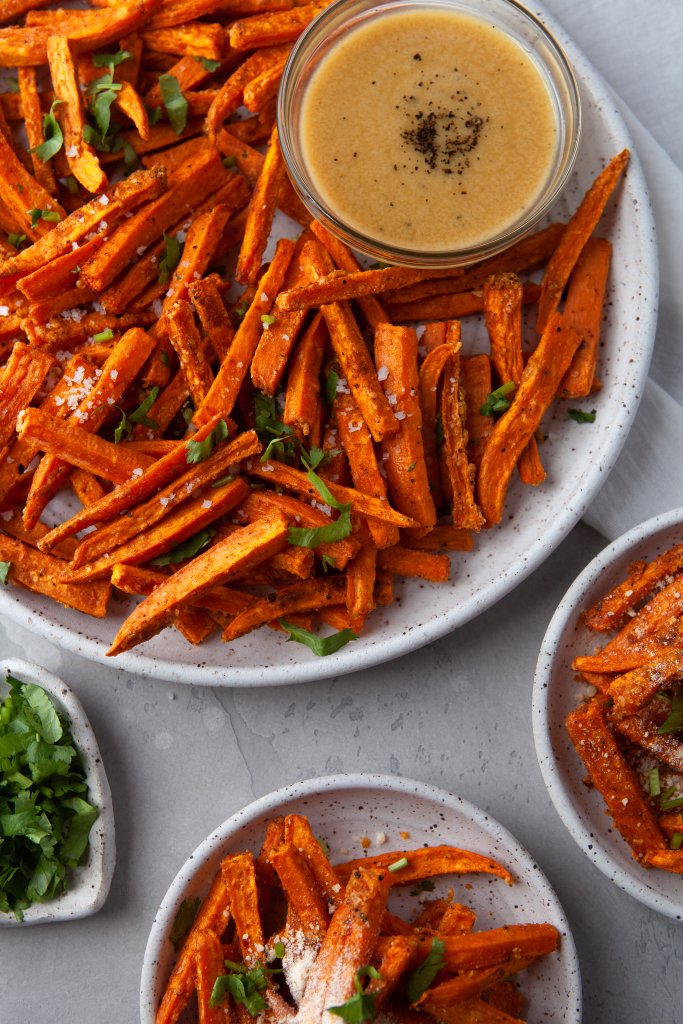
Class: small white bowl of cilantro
0,658,115,925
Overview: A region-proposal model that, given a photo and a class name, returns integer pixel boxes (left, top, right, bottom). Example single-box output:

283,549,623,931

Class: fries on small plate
140,774,580,1023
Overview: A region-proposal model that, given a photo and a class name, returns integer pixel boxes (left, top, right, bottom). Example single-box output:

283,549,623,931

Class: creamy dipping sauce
300,6,558,252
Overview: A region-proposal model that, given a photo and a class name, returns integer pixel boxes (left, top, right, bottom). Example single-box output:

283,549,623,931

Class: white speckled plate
0,659,116,926
533,507,683,921
0,3,657,685
140,774,581,1023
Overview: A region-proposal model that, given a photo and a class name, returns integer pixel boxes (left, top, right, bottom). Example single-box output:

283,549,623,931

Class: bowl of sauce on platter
277,0,581,267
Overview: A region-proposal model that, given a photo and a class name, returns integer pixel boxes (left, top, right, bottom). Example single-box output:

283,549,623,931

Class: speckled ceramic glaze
140,774,581,1023
0,2,658,686
533,508,683,921
0,659,116,926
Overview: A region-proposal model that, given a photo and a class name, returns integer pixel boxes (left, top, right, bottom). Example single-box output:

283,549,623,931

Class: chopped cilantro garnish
114,388,159,442
0,562,10,585
186,419,229,464
147,104,163,126
169,896,200,951
150,528,216,566
567,408,596,424
405,938,446,1003
92,50,132,68
273,940,286,959
210,962,271,1014
233,300,249,323
261,313,276,327
211,474,235,488
480,381,516,417
87,67,123,138
324,370,339,406
387,856,408,873
328,966,381,1024
671,832,683,851
280,620,357,657
648,766,661,797
7,233,26,250
158,232,182,286
92,328,114,343
31,99,64,164
197,57,221,72
27,208,60,227
660,791,683,812
159,73,188,135
657,691,683,735
0,675,98,921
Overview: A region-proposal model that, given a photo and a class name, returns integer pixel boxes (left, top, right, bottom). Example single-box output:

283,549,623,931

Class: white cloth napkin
582,99,683,539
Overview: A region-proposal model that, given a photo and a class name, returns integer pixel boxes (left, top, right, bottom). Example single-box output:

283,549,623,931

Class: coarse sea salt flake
377,365,389,381
131,468,143,478
0,306,8,317
98,194,110,205
202,499,212,509
67,144,78,158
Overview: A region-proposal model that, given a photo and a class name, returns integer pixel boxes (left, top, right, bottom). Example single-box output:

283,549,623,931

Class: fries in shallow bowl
533,507,683,920
0,1,657,684
140,775,581,1024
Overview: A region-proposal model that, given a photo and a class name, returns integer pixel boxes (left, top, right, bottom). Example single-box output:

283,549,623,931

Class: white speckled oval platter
0,658,116,926
533,507,683,921
0,3,658,685
140,774,581,1023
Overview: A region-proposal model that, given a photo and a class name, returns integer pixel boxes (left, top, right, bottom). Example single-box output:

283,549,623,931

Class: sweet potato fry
283,813,342,907
0,117,65,243
229,2,327,50
441,341,485,531
47,35,107,194
205,44,291,138
276,264,462,313
37,414,226,552
537,150,629,331
78,148,223,293
377,546,450,583
375,323,437,534
566,697,667,860
334,846,513,887
283,312,327,438
267,842,330,936
189,275,234,362
17,407,156,485
18,67,57,195
72,430,259,567
140,22,225,62
308,220,389,331
194,929,231,1024
559,237,612,397
335,391,399,551
477,313,582,525
236,123,286,285
583,541,683,632
0,533,110,618
1,166,166,283
607,649,683,719
222,576,347,641
107,512,289,654
194,236,296,423
221,852,265,964
0,342,54,451
248,460,418,530
304,239,398,443
165,299,214,406
387,283,540,325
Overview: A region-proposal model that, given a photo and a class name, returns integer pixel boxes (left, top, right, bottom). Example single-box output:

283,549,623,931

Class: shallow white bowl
140,774,581,1023
0,658,116,926
0,3,658,687
533,507,683,921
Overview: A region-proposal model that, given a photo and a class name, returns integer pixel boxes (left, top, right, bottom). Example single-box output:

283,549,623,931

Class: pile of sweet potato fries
567,539,683,875
0,0,629,657
157,812,560,1023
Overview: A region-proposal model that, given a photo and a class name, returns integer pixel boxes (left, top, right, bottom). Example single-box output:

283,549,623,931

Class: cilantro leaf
92,50,132,68
210,963,271,1014
158,233,182,286
149,528,216,566
405,938,446,1003
0,562,10,585
197,57,221,72
185,420,229,464
169,896,201,951
657,690,683,736
92,328,114,343
129,387,159,429
324,370,339,406
287,507,352,549
280,620,357,657
567,408,597,424
7,233,26,250
31,100,64,164
328,966,381,1023
480,381,516,417
27,208,60,227
87,69,123,138
159,74,188,135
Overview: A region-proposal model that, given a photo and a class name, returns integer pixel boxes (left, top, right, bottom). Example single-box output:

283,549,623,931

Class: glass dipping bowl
277,0,581,268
